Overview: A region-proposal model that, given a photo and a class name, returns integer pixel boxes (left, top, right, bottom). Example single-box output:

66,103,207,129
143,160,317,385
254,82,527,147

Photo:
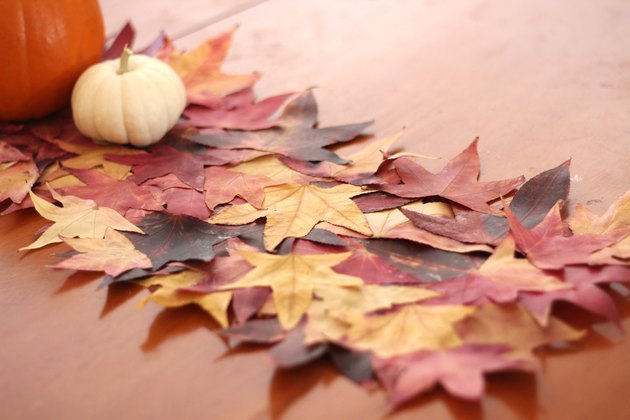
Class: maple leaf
374,344,533,405
221,318,286,346
230,155,321,184
268,329,375,385
179,238,267,324
161,187,211,220
352,191,416,213
520,265,630,326
279,130,418,185
54,139,144,180
59,169,164,215
20,186,143,250
362,238,487,283
48,228,152,277
136,270,232,327
570,191,630,261
457,302,585,359
106,144,210,191
159,29,258,106
219,249,363,329
203,166,278,210
401,161,571,245
505,203,625,269
318,201,490,253
0,159,38,204
293,238,424,285
181,92,293,130
189,91,373,164
123,212,252,270
305,283,438,344
380,139,524,213
209,183,372,251
0,141,29,163
102,21,135,60
426,236,571,305
336,304,475,357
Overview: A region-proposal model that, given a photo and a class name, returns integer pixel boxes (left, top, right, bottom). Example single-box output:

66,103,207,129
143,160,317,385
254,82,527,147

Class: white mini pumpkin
71,48,186,147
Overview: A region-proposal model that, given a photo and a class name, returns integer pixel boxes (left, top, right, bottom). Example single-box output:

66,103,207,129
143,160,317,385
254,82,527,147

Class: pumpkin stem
118,46,133,75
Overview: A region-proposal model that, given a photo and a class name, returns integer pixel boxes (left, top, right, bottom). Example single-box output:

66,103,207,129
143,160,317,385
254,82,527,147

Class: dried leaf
137,270,232,327
190,91,373,164
0,159,38,204
220,250,363,329
505,203,625,269
401,161,572,245
374,344,532,405
381,139,524,213
48,228,152,276
427,236,571,305
182,92,293,130
457,303,585,359
336,304,475,357
203,166,278,210
124,212,250,270
21,186,143,250
210,183,372,251
160,29,258,106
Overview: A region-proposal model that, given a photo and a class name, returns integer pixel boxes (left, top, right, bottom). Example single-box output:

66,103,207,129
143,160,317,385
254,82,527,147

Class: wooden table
2,1,629,419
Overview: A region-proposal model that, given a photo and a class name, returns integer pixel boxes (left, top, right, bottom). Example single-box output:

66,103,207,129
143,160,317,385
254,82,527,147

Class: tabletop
2,1,630,419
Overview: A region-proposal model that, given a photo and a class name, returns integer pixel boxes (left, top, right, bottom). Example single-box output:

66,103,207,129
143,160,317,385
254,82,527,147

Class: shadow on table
141,305,221,352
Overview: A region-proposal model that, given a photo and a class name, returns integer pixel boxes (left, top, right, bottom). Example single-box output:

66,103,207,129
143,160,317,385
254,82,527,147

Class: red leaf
505,203,624,269
106,144,209,191
293,238,423,285
190,91,373,164
520,265,630,326
401,159,572,245
182,93,293,130
374,344,532,405
381,139,524,213
161,187,211,220
60,169,164,215
0,141,29,163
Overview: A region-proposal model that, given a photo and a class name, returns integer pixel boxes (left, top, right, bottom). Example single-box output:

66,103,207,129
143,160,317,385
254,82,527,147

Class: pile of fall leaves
1,25,630,407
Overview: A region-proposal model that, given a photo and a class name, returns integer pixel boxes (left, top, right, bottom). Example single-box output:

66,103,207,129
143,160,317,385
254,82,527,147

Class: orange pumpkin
0,0,105,121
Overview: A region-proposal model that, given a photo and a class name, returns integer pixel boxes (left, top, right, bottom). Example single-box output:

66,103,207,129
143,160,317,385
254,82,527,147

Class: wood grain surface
2,1,629,419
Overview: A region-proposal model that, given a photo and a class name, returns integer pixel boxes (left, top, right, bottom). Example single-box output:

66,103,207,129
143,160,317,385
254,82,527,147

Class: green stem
117,46,133,74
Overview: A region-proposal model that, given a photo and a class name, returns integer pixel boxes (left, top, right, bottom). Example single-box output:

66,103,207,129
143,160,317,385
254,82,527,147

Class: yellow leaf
48,228,152,277
20,185,143,250
137,270,231,327
210,183,372,250
459,303,585,359
570,192,630,260
478,236,572,293
334,131,405,174
231,155,321,184
55,139,142,179
220,250,363,329
305,284,439,343
336,304,475,357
